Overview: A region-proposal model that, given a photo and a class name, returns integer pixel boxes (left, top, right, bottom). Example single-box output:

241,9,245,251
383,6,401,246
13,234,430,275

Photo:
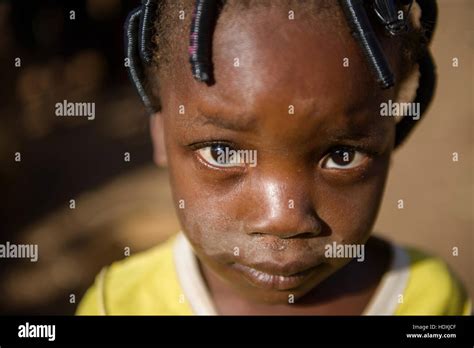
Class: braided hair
124,0,437,148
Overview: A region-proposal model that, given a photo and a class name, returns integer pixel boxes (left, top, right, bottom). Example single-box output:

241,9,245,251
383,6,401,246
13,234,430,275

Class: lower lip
232,263,320,291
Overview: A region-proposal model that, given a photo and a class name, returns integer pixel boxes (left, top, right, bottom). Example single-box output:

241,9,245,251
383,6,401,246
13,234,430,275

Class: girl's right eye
196,143,246,168
320,147,369,170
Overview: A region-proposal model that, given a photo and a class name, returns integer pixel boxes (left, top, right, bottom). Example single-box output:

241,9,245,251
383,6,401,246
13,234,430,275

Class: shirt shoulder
76,235,193,315
396,246,471,315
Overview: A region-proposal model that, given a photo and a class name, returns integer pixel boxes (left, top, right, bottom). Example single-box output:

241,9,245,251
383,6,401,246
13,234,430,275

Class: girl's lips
231,262,320,291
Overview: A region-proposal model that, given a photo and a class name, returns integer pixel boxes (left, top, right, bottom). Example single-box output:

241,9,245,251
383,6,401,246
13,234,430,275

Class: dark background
0,0,170,315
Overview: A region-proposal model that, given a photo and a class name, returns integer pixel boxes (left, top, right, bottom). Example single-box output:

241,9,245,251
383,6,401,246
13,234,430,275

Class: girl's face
152,7,399,303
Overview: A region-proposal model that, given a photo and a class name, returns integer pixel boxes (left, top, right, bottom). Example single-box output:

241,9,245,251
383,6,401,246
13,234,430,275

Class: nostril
248,231,319,239
290,232,317,239
249,232,265,237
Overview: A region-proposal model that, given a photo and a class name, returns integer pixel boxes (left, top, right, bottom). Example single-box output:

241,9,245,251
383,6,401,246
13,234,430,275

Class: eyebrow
191,108,258,132
330,130,373,141
326,127,387,147
186,107,386,146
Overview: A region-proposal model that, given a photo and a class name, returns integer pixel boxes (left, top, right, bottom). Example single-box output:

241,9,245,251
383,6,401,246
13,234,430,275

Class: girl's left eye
321,147,368,169
196,144,245,168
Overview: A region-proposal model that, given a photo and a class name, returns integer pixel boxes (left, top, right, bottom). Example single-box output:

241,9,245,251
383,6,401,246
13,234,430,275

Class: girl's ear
150,113,168,167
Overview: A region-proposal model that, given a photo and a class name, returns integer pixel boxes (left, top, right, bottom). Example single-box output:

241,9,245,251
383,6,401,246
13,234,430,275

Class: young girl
77,0,471,315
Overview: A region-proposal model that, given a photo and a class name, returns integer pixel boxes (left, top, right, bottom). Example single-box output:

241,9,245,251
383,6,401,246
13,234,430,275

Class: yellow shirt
76,234,471,315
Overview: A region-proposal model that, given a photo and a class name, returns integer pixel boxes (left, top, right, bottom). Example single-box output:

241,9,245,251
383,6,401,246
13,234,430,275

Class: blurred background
0,0,472,315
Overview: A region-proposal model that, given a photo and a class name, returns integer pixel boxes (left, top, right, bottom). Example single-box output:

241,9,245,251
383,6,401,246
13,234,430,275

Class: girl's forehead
159,7,396,153
167,9,389,121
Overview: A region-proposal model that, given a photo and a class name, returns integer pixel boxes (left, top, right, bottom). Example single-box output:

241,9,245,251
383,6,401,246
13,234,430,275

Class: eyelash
318,145,378,173
188,140,232,151
189,142,377,171
189,141,246,171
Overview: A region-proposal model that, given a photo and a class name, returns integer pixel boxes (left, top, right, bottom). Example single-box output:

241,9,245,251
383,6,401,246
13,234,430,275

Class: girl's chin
226,277,324,305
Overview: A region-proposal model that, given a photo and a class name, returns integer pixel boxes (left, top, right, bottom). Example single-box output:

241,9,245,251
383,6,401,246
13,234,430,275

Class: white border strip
97,267,108,315
173,232,218,315
362,244,410,315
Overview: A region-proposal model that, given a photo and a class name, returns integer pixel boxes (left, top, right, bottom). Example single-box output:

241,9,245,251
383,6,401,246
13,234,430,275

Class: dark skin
150,6,404,314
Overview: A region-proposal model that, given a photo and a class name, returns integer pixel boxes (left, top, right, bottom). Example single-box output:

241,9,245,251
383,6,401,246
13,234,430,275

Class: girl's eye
321,147,368,169
196,144,245,168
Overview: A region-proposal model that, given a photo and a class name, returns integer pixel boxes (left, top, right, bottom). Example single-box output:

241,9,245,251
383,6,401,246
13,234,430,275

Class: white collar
173,233,217,315
362,242,410,315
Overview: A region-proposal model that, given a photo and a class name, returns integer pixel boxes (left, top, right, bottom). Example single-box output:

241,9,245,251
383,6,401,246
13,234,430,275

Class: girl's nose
246,172,322,239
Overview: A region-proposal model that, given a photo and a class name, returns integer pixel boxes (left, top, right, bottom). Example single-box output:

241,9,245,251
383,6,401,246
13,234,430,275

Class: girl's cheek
317,183,384,243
